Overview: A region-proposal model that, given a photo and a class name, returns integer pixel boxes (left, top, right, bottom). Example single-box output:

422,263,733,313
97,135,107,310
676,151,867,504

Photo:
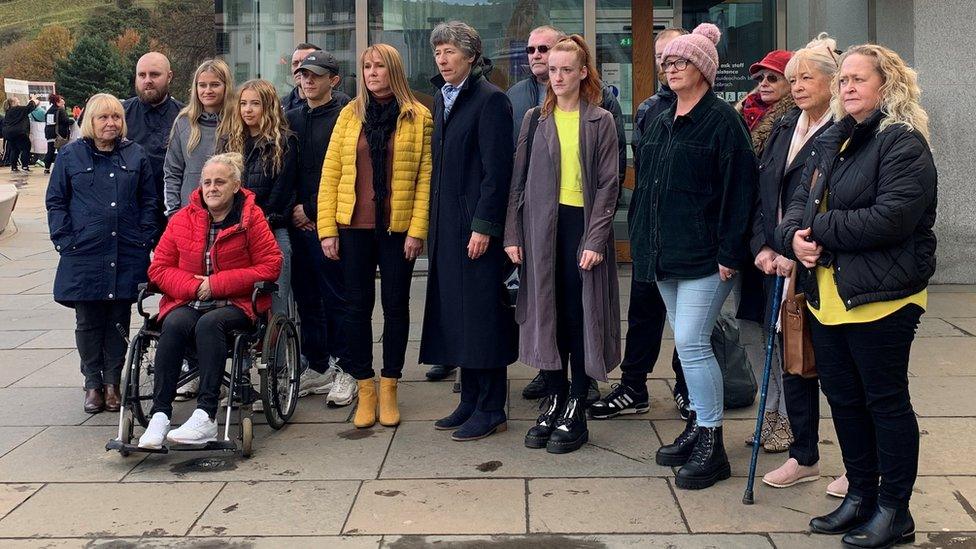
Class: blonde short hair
785,33,840,81
203,152,245,183
80,94,127,140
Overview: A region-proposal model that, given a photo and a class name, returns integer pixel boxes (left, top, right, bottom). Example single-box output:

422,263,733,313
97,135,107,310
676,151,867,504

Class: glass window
682,0,776,103
366,0,583,99
307,0,358,98
217,0,295,94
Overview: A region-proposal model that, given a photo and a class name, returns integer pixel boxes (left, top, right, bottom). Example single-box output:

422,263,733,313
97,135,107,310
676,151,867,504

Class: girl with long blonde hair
317,43,432,430
163,58,235,216
216,78,298,315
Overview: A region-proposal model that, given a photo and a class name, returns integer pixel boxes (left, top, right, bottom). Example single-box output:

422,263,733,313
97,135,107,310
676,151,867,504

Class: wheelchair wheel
128,331,157,428
119,410,134,456
260,313,300,430
240,416,253,458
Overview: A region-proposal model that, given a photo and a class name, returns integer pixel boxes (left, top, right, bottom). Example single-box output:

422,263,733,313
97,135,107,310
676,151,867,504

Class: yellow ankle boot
353,379,377,428
379,377,401,426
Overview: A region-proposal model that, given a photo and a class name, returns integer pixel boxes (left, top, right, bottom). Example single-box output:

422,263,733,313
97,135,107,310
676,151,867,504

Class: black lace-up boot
655,411,698,466
525,391,567,449
674,425,731,490
546,396,588,454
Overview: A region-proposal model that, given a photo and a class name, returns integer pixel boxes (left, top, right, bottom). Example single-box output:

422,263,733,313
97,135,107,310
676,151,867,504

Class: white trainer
175,363,199,402
137,412,171,449
298,366,337,397
326,368,358,407
166,409,218,445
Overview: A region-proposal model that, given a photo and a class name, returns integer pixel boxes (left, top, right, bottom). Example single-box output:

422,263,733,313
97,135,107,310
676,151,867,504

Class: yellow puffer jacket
317,101,433,239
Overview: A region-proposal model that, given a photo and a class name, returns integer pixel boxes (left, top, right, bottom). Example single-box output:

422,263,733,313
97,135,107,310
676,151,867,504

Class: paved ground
0,169,974,548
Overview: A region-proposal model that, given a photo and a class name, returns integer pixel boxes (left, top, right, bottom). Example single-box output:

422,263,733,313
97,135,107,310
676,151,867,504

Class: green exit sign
619,36,633,47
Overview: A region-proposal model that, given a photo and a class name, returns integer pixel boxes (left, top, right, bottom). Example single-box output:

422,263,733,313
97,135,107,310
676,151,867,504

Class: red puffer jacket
149,187,282,322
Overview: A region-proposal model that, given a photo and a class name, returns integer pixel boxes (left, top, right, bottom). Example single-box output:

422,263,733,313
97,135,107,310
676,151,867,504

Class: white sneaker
326,368,358,407
298,366,337,397
137,412,170,449
166,409,218,445
175,362,199,402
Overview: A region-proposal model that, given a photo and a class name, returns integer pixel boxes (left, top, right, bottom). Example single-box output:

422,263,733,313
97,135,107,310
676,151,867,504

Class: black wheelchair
106,281,300,458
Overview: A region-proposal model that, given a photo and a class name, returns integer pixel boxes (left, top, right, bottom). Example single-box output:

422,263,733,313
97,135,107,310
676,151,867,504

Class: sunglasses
525,45,551,55
753,72,781,84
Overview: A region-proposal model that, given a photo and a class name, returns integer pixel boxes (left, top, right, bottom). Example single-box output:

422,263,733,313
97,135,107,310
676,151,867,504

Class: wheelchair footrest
106,439,239,454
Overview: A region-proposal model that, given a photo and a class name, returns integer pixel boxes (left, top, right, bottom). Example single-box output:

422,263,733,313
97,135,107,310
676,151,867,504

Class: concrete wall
911,1,976,283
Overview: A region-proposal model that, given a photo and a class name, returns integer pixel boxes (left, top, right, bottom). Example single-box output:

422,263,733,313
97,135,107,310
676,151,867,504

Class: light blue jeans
272,228,292,316
657,273,734,427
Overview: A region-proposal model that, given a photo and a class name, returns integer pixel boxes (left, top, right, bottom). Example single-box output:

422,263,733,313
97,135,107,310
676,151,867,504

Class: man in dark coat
123,52,184,233
421,21,517,441
281,43,352,112
3,95,38,172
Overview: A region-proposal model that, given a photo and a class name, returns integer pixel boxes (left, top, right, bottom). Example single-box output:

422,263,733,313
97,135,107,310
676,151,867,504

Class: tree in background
5,26,75,82
54,36,129,108
150,0,216,102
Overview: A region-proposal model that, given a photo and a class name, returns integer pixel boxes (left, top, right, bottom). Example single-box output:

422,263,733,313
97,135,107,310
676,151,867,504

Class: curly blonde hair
831,44,929,141
217,79,289,176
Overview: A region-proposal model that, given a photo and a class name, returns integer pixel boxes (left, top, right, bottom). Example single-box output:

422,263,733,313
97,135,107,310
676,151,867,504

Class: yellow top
807,140,926,325
554,107,584,207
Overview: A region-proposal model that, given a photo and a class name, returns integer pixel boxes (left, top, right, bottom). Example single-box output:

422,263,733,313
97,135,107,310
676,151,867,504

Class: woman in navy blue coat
419,21,518,441
46,93,158,414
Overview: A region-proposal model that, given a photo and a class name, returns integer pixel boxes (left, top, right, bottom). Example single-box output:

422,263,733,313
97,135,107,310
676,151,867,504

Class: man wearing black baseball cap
286,50,355,406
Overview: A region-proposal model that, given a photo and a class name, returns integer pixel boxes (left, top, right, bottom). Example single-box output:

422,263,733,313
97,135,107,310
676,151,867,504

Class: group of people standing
44,17,936,549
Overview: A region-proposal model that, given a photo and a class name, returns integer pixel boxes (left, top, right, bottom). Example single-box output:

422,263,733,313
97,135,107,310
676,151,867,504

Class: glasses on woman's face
525,45,550,55
753,72,781,84
662,58,689,72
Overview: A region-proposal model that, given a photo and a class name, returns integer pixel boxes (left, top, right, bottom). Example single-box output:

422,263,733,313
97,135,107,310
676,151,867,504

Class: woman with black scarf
318,44,433,429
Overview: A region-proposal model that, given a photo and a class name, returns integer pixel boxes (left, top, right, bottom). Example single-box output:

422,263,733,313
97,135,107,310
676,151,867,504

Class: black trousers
290,227,348,373
151,305,251,419
460,366,508,413
783,371,821,466
44,141,56,170
809,304,923,509
621,278,685,395
7,134,30,170
74,300,132,390
338,229,415,380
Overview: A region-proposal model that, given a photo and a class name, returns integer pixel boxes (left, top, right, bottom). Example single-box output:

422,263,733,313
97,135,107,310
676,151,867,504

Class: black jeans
8,134,30,170
460,367,508,413
338,229,415,380
783,371,821,466
75,301,132,390
621,278,685,396
290,227,347,373
809,304,923,509
151,305,251,419
44,141,56,170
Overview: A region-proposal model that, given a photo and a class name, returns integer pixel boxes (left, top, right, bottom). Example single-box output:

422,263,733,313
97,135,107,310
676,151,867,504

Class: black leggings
151,305,251,419
542,205,589,399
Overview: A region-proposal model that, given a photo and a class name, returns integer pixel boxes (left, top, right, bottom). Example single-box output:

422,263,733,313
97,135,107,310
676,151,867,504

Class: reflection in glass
217,0,296,95
308,0,358,98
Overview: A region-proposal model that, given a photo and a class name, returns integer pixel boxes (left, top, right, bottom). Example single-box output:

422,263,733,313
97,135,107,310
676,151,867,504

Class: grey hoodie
162,114,220,215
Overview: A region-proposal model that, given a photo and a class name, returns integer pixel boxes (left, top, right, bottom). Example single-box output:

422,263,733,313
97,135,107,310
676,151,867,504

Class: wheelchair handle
136,282,158,319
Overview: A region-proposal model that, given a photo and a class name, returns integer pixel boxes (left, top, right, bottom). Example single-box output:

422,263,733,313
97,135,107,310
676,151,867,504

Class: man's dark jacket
123,95,184,205
285,94,350,223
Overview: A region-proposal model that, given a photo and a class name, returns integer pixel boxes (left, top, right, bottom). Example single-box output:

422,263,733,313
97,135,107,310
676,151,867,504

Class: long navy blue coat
46,138,158,305
419,62,518,370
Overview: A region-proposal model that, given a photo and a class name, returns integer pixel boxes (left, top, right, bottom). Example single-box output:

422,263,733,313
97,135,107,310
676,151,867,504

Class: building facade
216,0,975,283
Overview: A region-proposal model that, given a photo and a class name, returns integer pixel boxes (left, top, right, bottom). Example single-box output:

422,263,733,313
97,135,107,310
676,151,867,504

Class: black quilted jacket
774,110,938,310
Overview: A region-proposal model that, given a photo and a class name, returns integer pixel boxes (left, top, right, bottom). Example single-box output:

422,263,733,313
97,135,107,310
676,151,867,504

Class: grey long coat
504,101,621,381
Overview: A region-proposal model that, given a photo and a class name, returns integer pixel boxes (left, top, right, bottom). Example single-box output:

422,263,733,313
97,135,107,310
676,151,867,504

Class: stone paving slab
0,426,144,482
0,309,79,331
911,476,976,531
381,534,775,548
126,423,392,482
0,349,71,388
0,426,43,458
917,418,976,475
380,420,671,479
190,480,360,537
1,538,384,548
0,295,53,311
12,329,77,349
345,479,526,535
910,376,976,417
0,387,94,426
909,338,976,376
8,350,82,388
0,484,42,521
0,331,45,350
0,482,223,538
528,477,685,534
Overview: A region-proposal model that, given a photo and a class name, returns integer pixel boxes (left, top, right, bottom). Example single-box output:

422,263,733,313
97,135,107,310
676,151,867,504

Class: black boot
842,505,914,548
525,392,567,449
546,396,588,454
655,411,698,466
521,372,547,400
674,426,731,490
810,493,878,535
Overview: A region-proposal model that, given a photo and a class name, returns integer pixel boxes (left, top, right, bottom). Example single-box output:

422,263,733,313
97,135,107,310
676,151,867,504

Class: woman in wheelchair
138,152,282,449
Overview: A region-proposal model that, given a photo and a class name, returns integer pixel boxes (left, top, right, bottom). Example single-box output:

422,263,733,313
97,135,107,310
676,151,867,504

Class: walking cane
743,274,786,505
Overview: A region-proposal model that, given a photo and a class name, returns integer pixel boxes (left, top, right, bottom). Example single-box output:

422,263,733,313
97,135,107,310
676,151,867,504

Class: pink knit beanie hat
661,23,722,87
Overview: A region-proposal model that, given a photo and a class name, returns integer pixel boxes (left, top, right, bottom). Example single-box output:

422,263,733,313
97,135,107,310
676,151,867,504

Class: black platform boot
810,493,878,535
674,426,731,490
842,505,914,548
655,411,698,466
525,392,567,449
546,396,588,454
